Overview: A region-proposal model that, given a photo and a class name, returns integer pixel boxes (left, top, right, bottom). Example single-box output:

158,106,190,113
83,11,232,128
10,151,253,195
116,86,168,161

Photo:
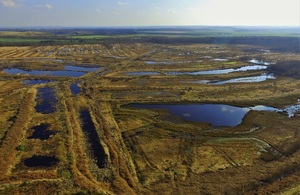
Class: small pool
24,155,59,167
28,123,57,140
70,81,81,95
145,61,172,65
80,109,107,168
126,71,160,76
23,80,53,85
249,59,271,65
35,87,57,114
64,65,100,72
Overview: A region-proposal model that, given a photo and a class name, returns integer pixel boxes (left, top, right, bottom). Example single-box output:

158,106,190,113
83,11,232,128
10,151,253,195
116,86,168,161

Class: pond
210,74,276,85
129,104,279,127
249,59,271,65
145,60,203,65
80,109,107,168
3,65,100,78
24,155,59,167
4,68,86,77
64,65,100,72
145,61,172,65
284,100,300,118
23,79,53,85
70,81,81,95
167,65,267,75
35,87,57,114
28,123,57,140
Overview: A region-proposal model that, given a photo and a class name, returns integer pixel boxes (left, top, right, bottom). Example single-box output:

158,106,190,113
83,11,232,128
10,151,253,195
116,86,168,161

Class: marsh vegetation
0,27,299,194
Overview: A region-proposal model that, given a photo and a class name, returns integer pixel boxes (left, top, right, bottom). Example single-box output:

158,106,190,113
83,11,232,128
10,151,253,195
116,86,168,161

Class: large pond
3,65,101,78
80,109,107,168
129,104,279,127
35,87,57,114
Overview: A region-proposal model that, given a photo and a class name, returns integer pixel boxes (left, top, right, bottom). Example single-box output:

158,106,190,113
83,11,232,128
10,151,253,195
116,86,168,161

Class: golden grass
0,88,36,179
0,42,299,194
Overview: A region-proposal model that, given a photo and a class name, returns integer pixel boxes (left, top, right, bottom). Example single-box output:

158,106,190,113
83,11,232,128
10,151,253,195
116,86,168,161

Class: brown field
0,42,299,194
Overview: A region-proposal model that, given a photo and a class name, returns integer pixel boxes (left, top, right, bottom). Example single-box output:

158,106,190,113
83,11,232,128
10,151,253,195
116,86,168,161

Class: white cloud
167,9,177,14
192,0,300,26
45,4,52,9
36,4,53,9
2,0,17,7
45,4,53,9
96,8,101,14
118,2,129,6
186,7,199,12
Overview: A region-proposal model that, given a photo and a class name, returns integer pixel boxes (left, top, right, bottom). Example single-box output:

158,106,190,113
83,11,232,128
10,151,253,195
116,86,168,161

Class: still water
4,65,100,77
130,104,279,127
80,110,107,168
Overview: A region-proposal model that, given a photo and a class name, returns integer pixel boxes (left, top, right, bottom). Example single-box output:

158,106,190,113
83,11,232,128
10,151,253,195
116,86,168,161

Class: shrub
17,144,25,152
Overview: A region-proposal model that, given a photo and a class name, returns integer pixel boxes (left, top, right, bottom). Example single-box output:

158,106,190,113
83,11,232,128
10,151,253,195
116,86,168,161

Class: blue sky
0,0,299,27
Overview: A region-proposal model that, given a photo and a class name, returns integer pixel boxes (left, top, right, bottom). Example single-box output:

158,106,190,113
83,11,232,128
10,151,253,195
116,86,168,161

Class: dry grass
0,42,299,194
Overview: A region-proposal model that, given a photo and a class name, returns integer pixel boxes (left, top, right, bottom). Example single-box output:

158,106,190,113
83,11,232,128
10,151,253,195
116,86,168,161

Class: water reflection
284,102,300,118
167,65,267,75
249,59,271,65
210,74,275,85
4,65,100,78
130,104,249,127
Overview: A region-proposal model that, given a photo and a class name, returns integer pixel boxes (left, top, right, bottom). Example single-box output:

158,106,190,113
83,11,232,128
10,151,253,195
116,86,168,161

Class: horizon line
0,24,299,30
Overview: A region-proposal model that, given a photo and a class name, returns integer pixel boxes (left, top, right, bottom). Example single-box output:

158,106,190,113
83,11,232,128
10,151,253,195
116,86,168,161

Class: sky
0,0,299,27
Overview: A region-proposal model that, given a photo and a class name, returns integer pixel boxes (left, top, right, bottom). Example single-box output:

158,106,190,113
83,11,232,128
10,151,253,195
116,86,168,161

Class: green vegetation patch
69,35,112,39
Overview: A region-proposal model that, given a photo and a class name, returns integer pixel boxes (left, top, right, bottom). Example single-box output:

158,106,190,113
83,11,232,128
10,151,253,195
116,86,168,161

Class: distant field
0,38,43,43
69,35,112,39
0,27,298,52
0,31,50,37
69,30,299,39
69,34,151,39
139,29,300,37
